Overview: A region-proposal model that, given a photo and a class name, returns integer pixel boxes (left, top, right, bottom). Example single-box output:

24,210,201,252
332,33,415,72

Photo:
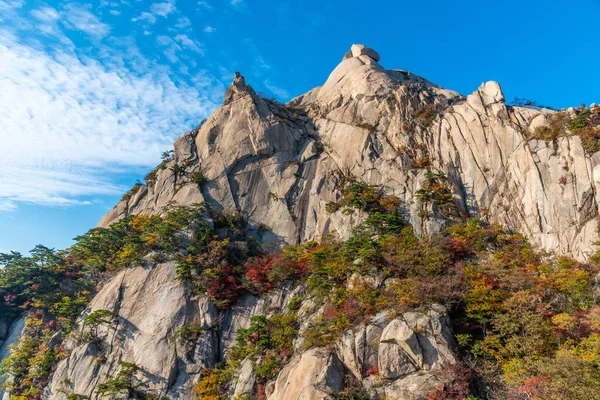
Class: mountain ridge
2,44,600,400
100,44,600,262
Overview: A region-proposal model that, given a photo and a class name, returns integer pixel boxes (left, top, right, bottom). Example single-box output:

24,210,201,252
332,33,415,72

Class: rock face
42,256,455,400
37,44,600,399
350,43,380,61
43,261,302,399
98,44,600,261
0,316,26,400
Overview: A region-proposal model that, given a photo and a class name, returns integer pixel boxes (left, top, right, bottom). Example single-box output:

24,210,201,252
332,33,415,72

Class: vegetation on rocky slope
2,174,600,399
528,105,600,154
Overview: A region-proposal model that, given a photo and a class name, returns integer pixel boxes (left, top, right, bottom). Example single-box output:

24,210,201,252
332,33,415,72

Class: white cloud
63,4,111,38
0,0,23,11
175,34,204,54
0,200,17,212
156,35,181,62
133,0,176,24
30,6,60,23
132,11,157,24
0,27,220,209
204,26,215,33
150,0,176,17
175,17,191,28
230,0,251,13
197,1,213,10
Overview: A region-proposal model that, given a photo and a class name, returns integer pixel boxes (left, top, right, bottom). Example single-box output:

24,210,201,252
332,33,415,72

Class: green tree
96,361,141,399
82,309,113,341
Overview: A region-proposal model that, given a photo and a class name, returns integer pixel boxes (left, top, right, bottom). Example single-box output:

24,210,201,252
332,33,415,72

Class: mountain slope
100,45,600,261
2,44,600,400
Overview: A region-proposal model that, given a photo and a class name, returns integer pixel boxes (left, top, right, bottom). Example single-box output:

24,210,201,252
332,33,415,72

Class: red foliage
339,298,365,321
4,294,17,304
518,376,549,398
450,237,468,259
296,260,309,277
323,304,337,321
426,362,472,400
207,265,241,308
279,347,291,358
44,320,57,330
244,255,279,293
243,254,309,294
257,384,266,400
365,365,378,376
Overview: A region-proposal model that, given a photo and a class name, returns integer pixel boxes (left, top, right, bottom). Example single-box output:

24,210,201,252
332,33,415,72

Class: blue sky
0,0,599,254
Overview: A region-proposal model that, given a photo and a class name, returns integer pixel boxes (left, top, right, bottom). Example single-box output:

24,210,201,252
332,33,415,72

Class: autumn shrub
225,308,299,383
414,103,437,127
529,111,572,141
427,362,473,400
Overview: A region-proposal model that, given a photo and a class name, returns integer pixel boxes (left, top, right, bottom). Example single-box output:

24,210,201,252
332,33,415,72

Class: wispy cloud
132,11,157,24
132,0,176,24
204,26,215,33
63,3,111,38
0,0,23,12
175,34,204,54
0,200,17,212
30,6,60,23
156,35,182,62
197,1,213,11
229,0,251,14
0,4,221,210
150,0,176,17
175,17,191,28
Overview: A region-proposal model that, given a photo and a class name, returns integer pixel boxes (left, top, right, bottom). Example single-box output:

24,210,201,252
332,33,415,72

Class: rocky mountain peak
101,46,600,262
345,43,381,62
223,71,256,105
3,44,600,400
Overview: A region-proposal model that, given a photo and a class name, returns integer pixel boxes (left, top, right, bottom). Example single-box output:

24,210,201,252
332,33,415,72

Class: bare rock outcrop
43,262,302,400
98,44,600,261
0,316,26,400
3,43,596,400
268,305,457,400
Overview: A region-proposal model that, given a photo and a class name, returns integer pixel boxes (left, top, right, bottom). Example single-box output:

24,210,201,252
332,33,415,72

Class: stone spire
343,43,380,62
223,72,256,105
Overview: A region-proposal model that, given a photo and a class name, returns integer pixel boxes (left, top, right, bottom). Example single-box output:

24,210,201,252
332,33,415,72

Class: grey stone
350,44,380,61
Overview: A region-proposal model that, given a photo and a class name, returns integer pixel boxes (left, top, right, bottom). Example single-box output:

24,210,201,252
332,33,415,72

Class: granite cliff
100,44,600,262
2,44,600,400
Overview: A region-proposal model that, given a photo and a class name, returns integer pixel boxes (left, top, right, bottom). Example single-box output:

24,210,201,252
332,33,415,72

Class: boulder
268,348,344,400
350,43,380,61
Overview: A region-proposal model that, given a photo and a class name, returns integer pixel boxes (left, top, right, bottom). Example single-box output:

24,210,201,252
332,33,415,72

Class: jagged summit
3,44,600,400
223,71,255,105
100,45,600,262
343,43,381,61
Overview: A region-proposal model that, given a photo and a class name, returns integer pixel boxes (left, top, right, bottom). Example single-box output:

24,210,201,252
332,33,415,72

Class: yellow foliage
552,313,578,332
501,357,530,386
572,334,600,366
589,307,600,332
129,214,150,232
